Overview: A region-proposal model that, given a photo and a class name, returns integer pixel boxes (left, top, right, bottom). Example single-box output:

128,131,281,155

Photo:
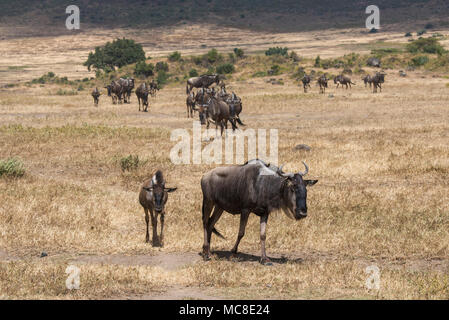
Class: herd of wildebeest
88,70,385,265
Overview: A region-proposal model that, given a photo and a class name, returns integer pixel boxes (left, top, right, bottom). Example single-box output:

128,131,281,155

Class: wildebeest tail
186,84,189,95
212,227,225,239
236,117,245,126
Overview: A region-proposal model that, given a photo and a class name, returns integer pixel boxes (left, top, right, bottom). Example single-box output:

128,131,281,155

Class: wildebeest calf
139,170,177,247
91,87,101,106
201,159,318,265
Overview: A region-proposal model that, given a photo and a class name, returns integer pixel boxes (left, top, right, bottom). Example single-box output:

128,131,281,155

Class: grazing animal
149,80,159,97
186,91,197,118
225,92,245,126
334,75,355,89
195,90,238,136
138,170,177,247
91,87,101,106
186,74,220,94
302,75,312,93
136,82,150,112
118,77,135,103
362,75,372,88
200,159,318,264
317,75,328,94
371,72,386,93
105,81,123,104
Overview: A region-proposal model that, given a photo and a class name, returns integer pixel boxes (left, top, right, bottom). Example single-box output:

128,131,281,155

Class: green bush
405,32,412,37
189,69,198,77
406,37,445,55
156,70,170,87
155,61,169,72
120,155,145,172
410,55,429,66
233,48,244,58
269,64,281,75
134,61,154,77
417,29,427,36
265,47,288,56
168,51,181,62
206,48,222,64
216,63,235,74
314,55,321,67
0,158,25,177
84,38,146,72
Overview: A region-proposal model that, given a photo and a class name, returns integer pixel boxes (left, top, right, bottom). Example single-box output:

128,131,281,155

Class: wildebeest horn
298,161,309,176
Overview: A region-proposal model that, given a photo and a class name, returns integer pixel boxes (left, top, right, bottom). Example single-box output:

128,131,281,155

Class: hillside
1,0,449,38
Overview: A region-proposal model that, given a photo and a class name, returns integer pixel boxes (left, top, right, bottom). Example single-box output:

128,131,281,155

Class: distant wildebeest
334,74,355,89
371,72,386,93
200,159,318,264
195,89,238,136
136,82,150,112
139,170,177,247
149,80,159,97
186,74,220,94
186,91,197,118
302,75,311,93
317,75,328,94
214,87,245,126
362,75,372,88
91,87,101,106
118,77,135,103
105,80,124,104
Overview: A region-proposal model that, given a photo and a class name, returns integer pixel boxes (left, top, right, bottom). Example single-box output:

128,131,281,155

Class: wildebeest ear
165,187,177,193
304,180,318,186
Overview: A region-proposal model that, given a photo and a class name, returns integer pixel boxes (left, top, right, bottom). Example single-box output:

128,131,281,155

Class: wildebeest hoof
260,259,273,266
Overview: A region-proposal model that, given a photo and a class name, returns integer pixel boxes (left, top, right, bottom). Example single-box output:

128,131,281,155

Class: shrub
252,71,267,77
83,38,146,72
120,155,144,172
206,48,221,64
314,55,321,67
406,38,445,55
265,47,288,56
425,23,434,29
155,61,169,72
289,51,301,62
417,29,427,36
410,55,429,66
0,158,25,177
134,61,154,77
168,51,181,62
269,64,281,75
369,28,378,33
156,70,170,87
405,32,412,37
216,63,235,74
189,69,198,77
233,48,244,58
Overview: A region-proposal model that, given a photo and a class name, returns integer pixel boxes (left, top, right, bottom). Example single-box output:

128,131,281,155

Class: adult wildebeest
301,75,311,93
362,75,372,88
105,81,123,104
136,82,150,112
186,91,197,118
201,159,318,265
317,75,328,94
371,72,386,93
91,87,101,106
139,170,177,247
214,88,245,126
186,74,220,94
195,89,238,136
118,77,135,103
334,75,355,89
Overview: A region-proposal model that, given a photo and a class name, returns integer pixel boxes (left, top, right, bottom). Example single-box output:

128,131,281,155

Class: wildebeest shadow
202,250,304,265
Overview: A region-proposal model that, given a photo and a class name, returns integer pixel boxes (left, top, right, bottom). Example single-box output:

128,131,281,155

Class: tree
84,38,146,72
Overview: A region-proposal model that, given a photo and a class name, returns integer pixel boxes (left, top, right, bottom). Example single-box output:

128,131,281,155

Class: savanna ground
0,25,448,300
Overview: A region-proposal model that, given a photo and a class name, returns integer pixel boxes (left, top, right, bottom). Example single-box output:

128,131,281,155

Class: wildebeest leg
231,210,250,254
260,213,271,265
138,97,141,111
207,206,224,246
150,209,160,247
160,212,165,247
144,208,150,243
202,199,214,259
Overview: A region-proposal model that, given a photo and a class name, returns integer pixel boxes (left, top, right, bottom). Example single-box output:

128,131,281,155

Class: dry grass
0,27,448,299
